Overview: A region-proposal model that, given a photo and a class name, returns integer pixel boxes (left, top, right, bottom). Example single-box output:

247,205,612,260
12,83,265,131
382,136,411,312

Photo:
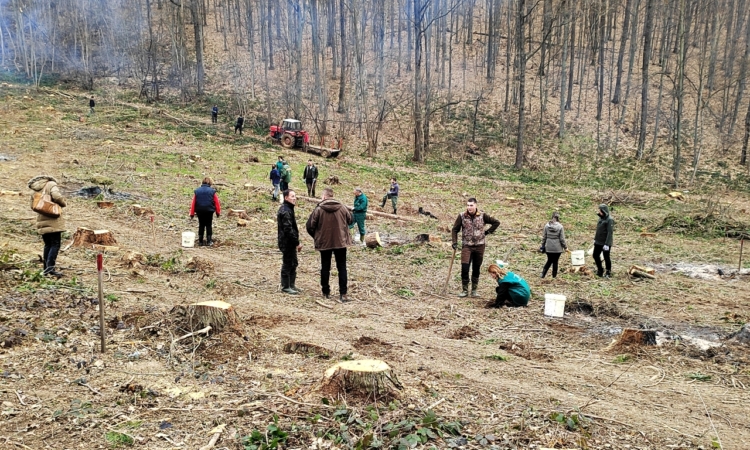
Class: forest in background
2,0,750,186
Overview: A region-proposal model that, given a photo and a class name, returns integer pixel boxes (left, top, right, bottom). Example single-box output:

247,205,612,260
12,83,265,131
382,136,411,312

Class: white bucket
571,250,585,266
544,294,566,318
181,231,196,247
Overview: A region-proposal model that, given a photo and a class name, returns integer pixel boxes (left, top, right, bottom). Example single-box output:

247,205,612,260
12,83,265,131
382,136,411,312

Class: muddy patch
246,314,286,329
448,325,479,340
404,317,436,330
352,336,393,357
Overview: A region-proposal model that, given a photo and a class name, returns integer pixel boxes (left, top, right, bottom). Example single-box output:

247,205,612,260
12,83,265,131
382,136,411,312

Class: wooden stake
442,247,457,294
150,215,155,245
97,253,105,353
740,238,745,272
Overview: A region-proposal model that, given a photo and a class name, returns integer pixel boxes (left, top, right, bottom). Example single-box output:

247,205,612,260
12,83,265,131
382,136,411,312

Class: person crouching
487,264,530,307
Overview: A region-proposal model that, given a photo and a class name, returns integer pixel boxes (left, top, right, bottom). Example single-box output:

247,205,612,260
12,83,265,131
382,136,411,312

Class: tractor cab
282,119,302,132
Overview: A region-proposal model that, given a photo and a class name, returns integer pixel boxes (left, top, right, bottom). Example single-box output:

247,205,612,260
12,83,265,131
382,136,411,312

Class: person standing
277,189,302,295
303,160,319,197
211,105,218,123
488,264,530,307
350,187,368,244
269,165,281,201
451,198,500,297
593,204,615,278
276,156,285,173
380,178,399,214
189,177,221,246
28,175,67,278
89,96,95,115
280,160,292,192
306,188,354,302
540,211,567,279
234,115,244,134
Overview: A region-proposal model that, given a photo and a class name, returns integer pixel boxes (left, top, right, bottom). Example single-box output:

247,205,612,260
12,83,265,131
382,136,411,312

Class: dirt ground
1,85,749,449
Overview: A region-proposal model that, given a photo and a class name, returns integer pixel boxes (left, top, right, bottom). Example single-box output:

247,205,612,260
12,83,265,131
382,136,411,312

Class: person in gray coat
540,211,566,278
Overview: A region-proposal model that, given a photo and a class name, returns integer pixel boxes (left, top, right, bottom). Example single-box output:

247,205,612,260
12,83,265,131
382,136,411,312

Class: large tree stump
364,232,382,249
185,300,239,331
130,204,154,216
72,227,117,247
320,360,402,398
227,209,250,220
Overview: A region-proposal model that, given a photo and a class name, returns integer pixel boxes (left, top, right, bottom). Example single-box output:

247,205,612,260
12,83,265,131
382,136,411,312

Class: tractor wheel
320,149,331,158
281,134,295,148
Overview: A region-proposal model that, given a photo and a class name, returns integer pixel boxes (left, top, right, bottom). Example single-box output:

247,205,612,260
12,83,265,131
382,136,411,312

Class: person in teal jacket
350,187,368,243
488,264,530,307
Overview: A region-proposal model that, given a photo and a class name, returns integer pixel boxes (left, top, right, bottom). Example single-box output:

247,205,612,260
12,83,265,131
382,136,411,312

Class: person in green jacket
593,204,615,278
280,162,292,191
350,187,368,244
488,264,530,307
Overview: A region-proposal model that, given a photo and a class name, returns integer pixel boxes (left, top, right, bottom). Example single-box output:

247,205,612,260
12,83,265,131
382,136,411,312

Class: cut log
92,244,119,252
130,204,154,216
364,232,382,249
320,359,402,398
628,265,656,279
0,190,23,196
185,300,239,331
120,251,144,269
566,265,593,276
71,227,117,247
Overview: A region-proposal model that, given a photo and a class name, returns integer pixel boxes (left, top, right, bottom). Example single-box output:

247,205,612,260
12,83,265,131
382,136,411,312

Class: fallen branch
172,326,212,345
198,424,225,450
76,380,102,395
314,299,334,309
15,390,27,406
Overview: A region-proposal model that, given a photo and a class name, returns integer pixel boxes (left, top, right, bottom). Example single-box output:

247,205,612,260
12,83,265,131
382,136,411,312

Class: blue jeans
272,183,280,200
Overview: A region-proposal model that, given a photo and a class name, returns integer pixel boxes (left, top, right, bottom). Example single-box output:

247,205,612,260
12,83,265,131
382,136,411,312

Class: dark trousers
460,244,485,284
42,232,62,271
280,181,289,191
593,244,612,275
306,180,316,197
280,248,298,288
211,113,217,123
320,247,347,296
197,212,213,242
235,124,243,134
494,285,527,307
542,252,562,278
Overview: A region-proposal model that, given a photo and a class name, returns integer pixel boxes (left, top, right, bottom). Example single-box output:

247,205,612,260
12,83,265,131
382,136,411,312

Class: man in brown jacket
306,188,353,302
451,197,500,297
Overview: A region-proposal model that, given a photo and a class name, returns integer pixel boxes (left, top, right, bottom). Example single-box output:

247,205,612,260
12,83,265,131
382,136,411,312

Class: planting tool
442,247,458,294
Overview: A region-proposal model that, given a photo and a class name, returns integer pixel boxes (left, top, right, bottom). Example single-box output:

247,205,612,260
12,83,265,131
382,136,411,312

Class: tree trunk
637,0,656,159
612,0,633,104
515,0,526,170
337,0,347,113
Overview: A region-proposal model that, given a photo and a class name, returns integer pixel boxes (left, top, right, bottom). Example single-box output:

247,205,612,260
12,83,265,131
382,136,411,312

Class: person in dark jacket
306,188,354,302
488,264,530,307
189,177,221,246
350,187,368,243
451,198,500,297
234,115,244,134
269,165,281,201
303,160,319,197
593,204,615,278
89,96,95,115
380,178,399,214
211,105,218,123
28,175,67,278
277,189,302,295
540,211,567,279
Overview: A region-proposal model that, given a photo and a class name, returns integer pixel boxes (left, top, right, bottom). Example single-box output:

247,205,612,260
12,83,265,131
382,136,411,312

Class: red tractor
269,119,342,158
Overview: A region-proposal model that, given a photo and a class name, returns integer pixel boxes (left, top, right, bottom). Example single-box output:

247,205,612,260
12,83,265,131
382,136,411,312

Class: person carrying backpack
280,162,292,191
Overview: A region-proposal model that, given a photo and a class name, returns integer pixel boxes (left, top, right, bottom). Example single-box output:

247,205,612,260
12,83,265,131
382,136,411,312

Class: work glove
539,246,545,253
603,245,610,251
451,242,458,250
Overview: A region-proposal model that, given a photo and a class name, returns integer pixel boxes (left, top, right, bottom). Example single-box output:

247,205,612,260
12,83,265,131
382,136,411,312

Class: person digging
451,197,500,297
487,264,530,308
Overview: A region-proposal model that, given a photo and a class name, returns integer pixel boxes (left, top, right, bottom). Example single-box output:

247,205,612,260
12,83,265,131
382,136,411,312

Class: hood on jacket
28,175,58,191
318,199,346,213
598,204,610,217
545,221,563,232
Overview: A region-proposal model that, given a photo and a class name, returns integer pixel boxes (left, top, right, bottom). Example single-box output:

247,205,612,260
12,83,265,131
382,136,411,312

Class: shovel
441,246,458,295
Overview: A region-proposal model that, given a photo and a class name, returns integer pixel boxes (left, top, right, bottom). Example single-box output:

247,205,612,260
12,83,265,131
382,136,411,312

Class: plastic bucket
544,294,566,317
182,231,196,248
571,250,585,266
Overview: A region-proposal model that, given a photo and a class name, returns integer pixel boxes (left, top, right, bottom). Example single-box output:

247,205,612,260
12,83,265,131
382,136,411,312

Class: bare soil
0,86,749,449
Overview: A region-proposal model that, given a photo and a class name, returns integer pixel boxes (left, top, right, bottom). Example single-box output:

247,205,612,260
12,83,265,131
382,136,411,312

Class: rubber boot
360,234,366,245
393,208,397,215
281,274,297,295
458,281,469,297
206,236,214,247
470,278,480,297
289,272,301,294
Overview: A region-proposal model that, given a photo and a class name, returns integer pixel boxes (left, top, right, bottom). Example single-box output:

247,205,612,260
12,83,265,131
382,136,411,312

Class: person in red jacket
190,177,221,246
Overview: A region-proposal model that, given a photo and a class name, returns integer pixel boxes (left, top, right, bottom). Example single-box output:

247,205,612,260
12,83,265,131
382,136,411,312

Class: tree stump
228,209,250,220
326,175,340,185
71,227,117,247
120,251,144,269
320,359,402,398
130,204,154,216
364,232,382,249
186,300,239,331
607,328,657,351
237,219,248,227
